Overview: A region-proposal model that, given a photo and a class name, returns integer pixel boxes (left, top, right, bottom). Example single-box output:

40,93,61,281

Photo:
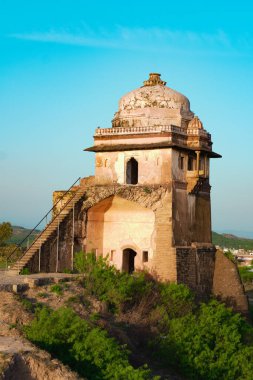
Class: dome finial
188,115,203,129
143,73,167,87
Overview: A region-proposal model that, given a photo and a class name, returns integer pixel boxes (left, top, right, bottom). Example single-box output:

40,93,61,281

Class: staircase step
8,270,20,275
12,186,86,271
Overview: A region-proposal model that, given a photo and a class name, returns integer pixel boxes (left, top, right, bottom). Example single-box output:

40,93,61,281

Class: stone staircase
9,187,86,275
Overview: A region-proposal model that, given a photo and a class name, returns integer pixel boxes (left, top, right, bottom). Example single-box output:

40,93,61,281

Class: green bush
223,250,236,263
20,267,30,275
73,251,253,379
20,297,35,312
24,306,156,380
159,282,195,318
50,284,64,295
152,299,253,379
238,266,253,283
74,252,151,312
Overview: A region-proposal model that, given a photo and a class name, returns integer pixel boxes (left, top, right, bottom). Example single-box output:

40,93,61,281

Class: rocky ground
0,274,183,380
0,277,83,379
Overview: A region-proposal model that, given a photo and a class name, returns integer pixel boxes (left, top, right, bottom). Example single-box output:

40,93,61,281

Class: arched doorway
126,158,138,184
122,248,137,273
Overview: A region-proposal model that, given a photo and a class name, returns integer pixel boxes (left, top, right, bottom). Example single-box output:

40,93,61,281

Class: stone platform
0,272,76,292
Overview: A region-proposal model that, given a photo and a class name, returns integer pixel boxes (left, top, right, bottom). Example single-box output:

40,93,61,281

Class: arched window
126,158,138,184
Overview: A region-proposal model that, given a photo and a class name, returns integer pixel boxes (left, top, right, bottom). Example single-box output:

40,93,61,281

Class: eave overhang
84,142,221,158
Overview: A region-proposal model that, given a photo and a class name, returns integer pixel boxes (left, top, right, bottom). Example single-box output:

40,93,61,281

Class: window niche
126,157,138,185
110,250,115,261
187,156,195,171
142,251,149,263
178,154,184,170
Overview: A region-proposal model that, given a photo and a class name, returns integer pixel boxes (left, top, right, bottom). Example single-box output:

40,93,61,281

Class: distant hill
6,226,253,251
212,231,253,250
7,226,40,247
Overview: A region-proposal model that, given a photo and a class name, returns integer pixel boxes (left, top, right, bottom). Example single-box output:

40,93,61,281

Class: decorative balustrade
95,125,186,136
187,129,210,138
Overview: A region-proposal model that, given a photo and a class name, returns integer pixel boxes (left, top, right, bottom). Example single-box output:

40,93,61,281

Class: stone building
12,73,248,312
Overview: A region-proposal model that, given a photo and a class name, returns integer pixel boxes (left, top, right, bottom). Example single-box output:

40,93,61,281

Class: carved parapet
95,124,186,136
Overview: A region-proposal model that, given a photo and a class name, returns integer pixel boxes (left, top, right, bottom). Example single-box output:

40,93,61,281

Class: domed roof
112,73,193,128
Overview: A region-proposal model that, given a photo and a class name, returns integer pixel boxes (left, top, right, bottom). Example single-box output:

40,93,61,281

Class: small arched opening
122,248,137,273
126,158,138,185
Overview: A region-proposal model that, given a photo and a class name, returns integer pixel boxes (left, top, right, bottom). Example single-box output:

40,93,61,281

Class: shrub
159,282,195,318
238,266,253,283
152,299,253,379
223,250,236,263
20,297,35,312
20,267,30,275
63,268,72,274
74,252,152,312
24,306,156,379
50,284,63,295
73,251,253,378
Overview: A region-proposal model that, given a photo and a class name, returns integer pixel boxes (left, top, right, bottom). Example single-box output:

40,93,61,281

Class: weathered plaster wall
27,185,170,273
95,149,172,185
192,194,212,243
171,149,187,182
172,189,211,246
86,195,155,271
213,251,249,316
174,190,190,246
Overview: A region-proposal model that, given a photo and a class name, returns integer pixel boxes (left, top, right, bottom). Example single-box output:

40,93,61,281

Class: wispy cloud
8,26,252,55
10,30,118,49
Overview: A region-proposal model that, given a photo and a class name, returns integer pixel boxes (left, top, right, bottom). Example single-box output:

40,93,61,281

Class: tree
0,222,13,246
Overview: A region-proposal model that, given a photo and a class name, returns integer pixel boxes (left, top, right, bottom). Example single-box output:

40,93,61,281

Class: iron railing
6,177,81,269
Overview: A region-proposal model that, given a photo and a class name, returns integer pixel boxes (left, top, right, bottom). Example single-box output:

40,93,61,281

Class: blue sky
0,1,253,237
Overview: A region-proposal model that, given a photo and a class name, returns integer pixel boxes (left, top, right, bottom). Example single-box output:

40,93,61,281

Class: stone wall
152,191,176,281
176,246,216,300
213,250,249,316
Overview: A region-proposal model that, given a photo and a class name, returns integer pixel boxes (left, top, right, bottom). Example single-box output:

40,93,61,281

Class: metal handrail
6,177,81,265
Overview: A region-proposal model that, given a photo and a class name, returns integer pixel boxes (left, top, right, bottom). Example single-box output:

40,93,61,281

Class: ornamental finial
143,73,166,87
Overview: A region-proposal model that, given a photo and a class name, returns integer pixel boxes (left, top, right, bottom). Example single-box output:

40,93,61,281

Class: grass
50,284,64,295
238,266,253,283
38,292,49,299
